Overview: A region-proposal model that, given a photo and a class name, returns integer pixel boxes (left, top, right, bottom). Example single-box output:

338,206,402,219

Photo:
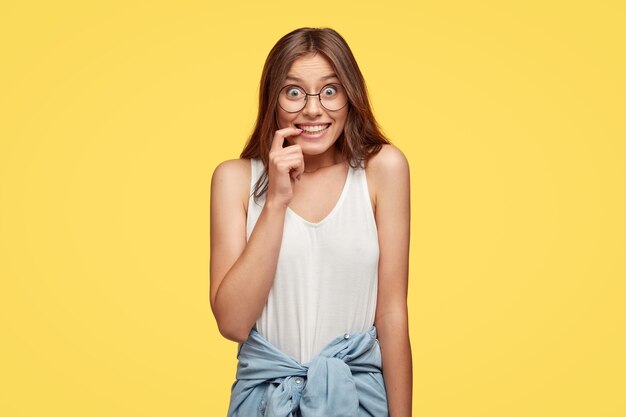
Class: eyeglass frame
277,83,349,113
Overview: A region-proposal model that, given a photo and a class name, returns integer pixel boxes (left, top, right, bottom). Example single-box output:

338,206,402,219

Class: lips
295,123,331,133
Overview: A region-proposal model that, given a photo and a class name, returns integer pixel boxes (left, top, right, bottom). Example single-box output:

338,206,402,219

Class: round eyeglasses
278,83,348,113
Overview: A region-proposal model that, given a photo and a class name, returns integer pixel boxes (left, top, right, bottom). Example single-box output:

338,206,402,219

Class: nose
301,95,324,117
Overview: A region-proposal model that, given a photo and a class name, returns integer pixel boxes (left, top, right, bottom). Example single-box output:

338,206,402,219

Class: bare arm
209,163,287,342
209,128,304,342
371,144,413,416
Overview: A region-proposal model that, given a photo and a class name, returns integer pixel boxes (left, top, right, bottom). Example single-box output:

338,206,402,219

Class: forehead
285,53,338,83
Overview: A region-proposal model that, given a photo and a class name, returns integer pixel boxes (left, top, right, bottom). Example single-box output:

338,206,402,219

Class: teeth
298,124,330,132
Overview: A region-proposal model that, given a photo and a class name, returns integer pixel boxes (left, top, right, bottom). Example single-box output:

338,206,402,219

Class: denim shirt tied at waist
226,325,389,417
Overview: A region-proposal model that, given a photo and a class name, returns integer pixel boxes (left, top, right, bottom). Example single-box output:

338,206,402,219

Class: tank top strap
250,157,263,187
352,161,378,231
246,158,266,241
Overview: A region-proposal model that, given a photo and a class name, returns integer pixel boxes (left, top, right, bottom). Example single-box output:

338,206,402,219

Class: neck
302,148,346,173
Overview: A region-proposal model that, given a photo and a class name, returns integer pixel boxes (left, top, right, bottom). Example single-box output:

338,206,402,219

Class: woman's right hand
267,127,304,208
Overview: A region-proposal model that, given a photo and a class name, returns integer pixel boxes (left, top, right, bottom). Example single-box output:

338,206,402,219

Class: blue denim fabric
227,325,389,417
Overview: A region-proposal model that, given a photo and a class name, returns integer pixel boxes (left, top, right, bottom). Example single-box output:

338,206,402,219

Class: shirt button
344,333,350,339
295,377,302,384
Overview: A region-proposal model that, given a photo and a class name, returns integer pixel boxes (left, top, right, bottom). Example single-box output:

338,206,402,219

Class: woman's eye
322,86,337,96
286,87,303,97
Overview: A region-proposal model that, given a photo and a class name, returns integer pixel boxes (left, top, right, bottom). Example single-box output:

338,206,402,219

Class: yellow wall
1,1,624,416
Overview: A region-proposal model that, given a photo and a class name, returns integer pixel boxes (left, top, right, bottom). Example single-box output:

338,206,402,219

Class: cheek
277,112,295,129
334,113,348,130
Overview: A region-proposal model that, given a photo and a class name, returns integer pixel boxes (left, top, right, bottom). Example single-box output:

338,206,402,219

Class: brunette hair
240,27,391,202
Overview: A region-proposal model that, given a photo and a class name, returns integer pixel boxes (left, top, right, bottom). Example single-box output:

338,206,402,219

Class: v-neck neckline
286,163,353,228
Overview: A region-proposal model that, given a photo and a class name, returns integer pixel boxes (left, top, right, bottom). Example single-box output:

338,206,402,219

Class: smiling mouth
295,123,331,133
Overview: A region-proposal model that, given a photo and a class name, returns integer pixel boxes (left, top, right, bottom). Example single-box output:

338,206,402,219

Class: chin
285,128,342,152
289,143,326,155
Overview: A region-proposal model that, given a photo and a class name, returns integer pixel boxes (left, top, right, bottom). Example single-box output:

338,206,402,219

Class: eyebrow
285,73,339,82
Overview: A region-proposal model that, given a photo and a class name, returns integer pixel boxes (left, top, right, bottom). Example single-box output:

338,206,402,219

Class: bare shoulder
211,158,252,213
365,144,410,210
212,157,251,181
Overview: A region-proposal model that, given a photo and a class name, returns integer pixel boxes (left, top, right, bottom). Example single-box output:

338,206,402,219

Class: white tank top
246,157,380,364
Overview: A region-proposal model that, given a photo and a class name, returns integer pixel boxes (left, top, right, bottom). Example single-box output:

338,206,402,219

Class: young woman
210,27,412,416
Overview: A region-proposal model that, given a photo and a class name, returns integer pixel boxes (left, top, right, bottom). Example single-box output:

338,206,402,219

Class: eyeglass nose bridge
300,92,325,112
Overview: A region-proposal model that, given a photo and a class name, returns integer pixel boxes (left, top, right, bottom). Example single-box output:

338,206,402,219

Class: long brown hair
240,27,391,203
